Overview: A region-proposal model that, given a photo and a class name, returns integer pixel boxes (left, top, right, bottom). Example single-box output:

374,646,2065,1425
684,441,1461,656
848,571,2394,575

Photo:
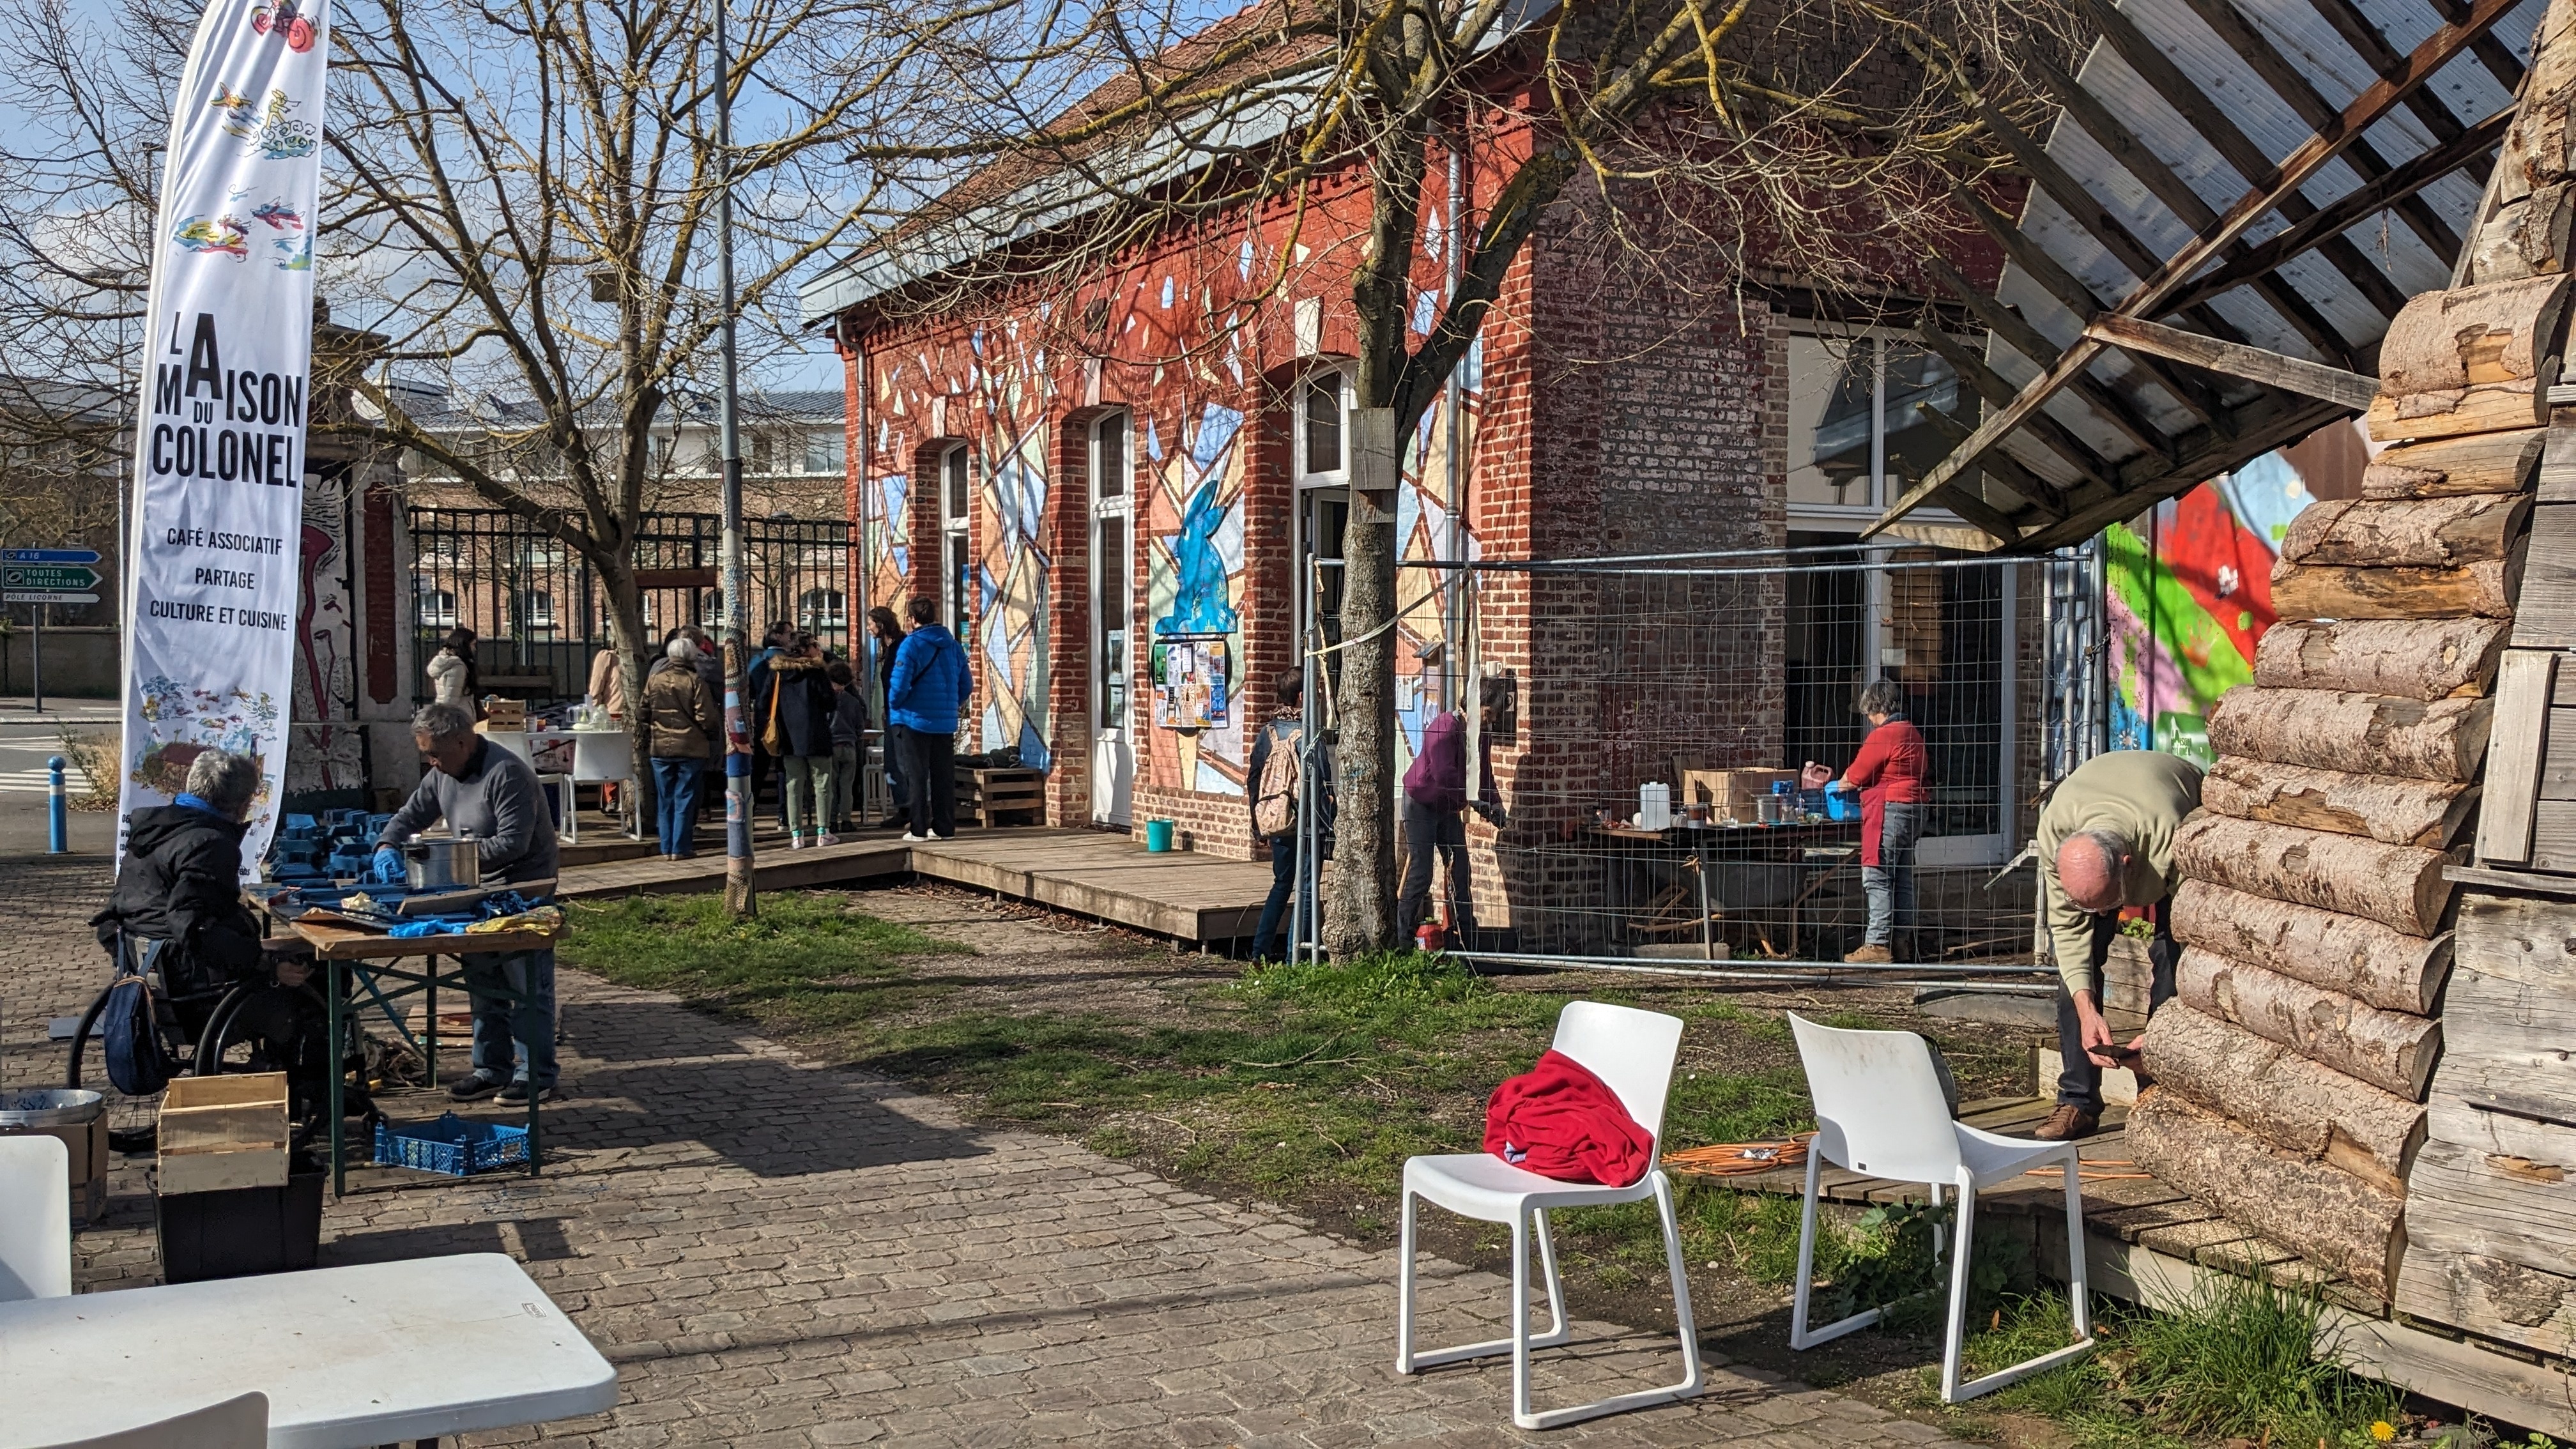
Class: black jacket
92,804,264,992
757,656,840,758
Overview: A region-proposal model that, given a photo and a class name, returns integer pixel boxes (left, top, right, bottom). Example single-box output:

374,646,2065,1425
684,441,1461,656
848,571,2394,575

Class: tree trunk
2128,1086,2409,1300
2173,814,2456,937
2199,755,2477,848
2278,494,2529,568
2169,879,2452,1015
1325,410,1400,955
2204,687,2492,783
2142,1000,2428,1193
2251,618,2508,701
2377,273,2572,397
2175,946,2444,1100
2268,557,2518,619
600,562,656,843
2363,425,2547,499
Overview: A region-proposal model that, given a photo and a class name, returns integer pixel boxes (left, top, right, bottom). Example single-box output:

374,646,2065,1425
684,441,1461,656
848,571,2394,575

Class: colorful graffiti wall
2106,421,2368,764
1146,400,1250,793
1393,332,1485,767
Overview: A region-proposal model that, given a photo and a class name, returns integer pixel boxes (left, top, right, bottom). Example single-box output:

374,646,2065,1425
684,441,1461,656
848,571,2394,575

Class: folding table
0,1252,617,1448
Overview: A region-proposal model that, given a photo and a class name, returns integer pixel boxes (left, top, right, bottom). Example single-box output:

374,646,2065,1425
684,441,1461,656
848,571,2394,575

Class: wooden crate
956,766,1045,827
159,1071,289,1195
1676,767,1799,820
1,1114,109,1225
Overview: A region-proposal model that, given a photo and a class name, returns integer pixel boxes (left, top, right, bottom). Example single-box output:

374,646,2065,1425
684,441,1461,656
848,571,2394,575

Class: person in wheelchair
89,749,327,1140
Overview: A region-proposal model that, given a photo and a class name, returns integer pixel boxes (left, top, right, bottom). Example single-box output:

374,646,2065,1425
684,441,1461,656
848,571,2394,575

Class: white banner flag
119,0,330,865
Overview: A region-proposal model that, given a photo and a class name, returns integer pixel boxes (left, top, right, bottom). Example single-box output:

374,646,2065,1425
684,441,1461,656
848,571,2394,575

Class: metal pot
403,833,480,891
0,1089,103,1128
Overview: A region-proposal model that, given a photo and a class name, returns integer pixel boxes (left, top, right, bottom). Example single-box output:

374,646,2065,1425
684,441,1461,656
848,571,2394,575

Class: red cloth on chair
1483,1050,1655,1187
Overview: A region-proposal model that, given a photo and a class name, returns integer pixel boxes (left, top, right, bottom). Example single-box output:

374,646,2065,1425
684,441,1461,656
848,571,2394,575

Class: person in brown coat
643,636,721,857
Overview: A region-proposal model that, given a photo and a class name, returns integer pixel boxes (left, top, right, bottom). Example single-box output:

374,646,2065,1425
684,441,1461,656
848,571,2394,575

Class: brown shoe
1843,943,1894,963
2029,1105,2100,1142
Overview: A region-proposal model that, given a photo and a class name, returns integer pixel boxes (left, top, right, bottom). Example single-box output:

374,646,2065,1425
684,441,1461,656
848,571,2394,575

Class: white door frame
1089,411,1135,825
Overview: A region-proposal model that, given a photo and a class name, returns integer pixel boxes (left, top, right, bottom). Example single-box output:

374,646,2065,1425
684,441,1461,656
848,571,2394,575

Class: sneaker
816,833,841,847
1843,943,1894,964
496,1080,559,1105
788,834,808,851
900,831,928,843
447,1071,503,1102
2028,1105,2100,1142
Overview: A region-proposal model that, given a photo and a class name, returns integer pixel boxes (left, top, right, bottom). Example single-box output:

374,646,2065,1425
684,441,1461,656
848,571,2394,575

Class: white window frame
1089,411,1135,737
939,441,970,633
1785,323,2013,868
1292,366,1352,489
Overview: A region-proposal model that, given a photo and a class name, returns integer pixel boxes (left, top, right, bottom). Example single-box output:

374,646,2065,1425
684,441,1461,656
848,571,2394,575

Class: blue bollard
47,755,68,854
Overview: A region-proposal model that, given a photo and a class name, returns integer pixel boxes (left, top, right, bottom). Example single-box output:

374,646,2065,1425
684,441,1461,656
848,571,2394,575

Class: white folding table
0,1253,617,1448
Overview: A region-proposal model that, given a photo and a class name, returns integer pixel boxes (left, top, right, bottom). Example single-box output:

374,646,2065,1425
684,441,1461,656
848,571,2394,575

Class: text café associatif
146,313,306,488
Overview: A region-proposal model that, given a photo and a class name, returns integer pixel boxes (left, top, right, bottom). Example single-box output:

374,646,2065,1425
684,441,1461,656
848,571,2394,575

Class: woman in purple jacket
1397,676,1508,944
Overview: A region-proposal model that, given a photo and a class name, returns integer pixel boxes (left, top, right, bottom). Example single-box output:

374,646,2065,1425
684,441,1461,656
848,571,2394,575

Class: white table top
0,1254,617,1448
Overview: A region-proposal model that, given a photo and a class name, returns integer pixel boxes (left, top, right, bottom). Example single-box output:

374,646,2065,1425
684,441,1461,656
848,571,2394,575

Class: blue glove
372,847,402,884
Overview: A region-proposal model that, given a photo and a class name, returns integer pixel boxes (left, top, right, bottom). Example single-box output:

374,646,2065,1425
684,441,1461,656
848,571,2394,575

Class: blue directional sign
1,548,102,565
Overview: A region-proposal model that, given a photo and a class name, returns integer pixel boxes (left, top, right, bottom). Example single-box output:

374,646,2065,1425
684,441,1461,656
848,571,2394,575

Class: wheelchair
64,937,347,1154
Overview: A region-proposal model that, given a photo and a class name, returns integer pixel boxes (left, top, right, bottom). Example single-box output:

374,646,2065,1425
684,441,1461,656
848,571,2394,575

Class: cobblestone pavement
1,854,1966,1447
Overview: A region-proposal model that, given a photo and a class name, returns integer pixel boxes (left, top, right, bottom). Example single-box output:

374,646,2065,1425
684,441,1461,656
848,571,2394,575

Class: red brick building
801,33,2029,950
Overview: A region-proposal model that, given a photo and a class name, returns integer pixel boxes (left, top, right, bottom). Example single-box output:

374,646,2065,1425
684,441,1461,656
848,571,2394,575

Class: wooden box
954,766,1045,827
158,1072,289,1195
1,1113,109,1225
1676,767,1799,819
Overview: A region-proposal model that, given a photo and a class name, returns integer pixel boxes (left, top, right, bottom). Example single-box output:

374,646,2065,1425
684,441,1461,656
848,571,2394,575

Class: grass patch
1942,1275,2407,1449
558,893,967,1033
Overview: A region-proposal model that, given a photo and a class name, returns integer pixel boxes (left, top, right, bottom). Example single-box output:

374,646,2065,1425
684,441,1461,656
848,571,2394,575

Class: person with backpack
1397,675,1510,947
885,597,972,840
1247,673,1331,962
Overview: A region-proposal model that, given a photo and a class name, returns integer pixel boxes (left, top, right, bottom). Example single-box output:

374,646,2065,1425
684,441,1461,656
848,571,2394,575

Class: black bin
156,1172,325,1284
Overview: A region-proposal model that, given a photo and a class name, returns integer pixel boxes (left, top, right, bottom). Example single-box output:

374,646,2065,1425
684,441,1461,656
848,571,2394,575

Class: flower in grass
2370,1423,2397,1443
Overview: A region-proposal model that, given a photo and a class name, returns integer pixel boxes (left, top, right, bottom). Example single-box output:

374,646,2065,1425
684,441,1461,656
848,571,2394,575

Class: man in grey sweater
374,702,562,1101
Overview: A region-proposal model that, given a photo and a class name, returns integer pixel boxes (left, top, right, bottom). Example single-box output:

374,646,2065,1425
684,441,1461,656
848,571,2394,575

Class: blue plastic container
1144,819,1176,852
374,1113,530,1176
1825,785,1861,822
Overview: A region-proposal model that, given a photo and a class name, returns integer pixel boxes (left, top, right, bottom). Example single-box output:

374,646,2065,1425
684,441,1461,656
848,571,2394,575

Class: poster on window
1151,636,1229,730
117,0,330,867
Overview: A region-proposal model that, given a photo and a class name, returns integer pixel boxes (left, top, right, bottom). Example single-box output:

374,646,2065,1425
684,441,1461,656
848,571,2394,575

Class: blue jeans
1255,835,1297,960
1861,801,1921,947
460,947,556,1089
652,756,703,855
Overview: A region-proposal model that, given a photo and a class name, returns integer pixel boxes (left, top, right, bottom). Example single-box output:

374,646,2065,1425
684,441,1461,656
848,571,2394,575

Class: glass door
1089,413,1135,825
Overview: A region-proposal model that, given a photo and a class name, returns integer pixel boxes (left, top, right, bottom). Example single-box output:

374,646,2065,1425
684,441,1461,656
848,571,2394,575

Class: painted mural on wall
1146,399,1251,793
2106,422,2368,765
972,325,1055,769
286,480,362,795
1393,326,1485,767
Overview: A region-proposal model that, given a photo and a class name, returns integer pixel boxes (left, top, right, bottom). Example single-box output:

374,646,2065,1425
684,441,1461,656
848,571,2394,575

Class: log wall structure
2117,0,2576,1374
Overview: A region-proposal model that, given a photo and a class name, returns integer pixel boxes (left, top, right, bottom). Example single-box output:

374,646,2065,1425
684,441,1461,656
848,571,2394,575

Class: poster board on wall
1151,636,1229,730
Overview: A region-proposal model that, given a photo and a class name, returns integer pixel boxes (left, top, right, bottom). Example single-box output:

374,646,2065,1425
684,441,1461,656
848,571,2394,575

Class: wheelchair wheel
66,980,260,1153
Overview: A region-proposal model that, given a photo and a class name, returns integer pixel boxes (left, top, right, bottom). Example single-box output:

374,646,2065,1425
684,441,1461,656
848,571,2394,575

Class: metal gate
406,507,854,705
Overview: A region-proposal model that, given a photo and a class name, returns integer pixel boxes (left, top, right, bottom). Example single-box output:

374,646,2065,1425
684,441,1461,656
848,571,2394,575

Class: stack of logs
2127,274,2563,1301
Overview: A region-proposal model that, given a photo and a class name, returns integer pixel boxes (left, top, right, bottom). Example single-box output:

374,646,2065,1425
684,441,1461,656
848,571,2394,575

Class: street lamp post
714,0,756,917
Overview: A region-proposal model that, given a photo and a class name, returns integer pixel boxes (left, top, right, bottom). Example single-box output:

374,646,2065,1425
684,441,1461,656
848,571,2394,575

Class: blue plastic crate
373,1112,530,1176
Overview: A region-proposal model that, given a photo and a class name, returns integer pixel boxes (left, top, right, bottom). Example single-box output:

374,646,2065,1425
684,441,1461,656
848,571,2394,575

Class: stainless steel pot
403,834,480,891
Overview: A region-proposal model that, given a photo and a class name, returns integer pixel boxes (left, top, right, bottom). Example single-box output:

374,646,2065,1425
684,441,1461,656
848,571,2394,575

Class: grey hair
184,749,261,815
666,636,697,662
2065,828,2135,872
411,702,475,741
1856,679,1906,718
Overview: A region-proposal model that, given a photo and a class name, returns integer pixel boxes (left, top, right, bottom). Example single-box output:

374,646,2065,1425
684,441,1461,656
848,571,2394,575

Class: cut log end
2128,1087,2407,1300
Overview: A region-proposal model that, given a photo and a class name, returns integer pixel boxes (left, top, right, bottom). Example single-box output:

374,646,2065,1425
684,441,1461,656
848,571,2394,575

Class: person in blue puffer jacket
885,597,973,840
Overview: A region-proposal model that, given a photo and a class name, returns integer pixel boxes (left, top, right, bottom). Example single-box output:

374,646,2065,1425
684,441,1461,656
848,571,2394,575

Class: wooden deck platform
556,827,1273,943
1704,1098,2576,1438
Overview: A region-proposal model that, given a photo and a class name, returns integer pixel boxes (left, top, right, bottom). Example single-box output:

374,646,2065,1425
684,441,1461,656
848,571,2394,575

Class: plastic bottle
1639,781,1671,831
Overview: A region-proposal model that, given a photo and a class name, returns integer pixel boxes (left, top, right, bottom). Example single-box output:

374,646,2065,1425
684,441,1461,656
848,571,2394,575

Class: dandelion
2370,1423,2397,1443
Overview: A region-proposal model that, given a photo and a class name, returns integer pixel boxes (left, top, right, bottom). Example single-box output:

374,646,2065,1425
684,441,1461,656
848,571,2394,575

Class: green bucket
1144,819,1176,852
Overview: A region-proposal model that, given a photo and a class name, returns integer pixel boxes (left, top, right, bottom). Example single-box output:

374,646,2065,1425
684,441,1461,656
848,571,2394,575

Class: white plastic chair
1397,1000,1701,1430
1786,1013,2096,1402
40,1392,267,1448
0,1134,72,1301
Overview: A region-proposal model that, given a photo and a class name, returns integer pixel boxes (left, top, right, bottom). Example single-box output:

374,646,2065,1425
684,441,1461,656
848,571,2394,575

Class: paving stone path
0,854,1966,1447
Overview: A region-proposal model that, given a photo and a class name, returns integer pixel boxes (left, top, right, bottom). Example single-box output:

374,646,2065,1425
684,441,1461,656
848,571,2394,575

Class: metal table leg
326,960,346,1198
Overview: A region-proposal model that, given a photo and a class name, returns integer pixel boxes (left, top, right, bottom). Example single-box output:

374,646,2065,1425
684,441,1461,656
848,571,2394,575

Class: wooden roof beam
1867,0,2528,540
1913,404,2069,525
1916,316,2180,467
2177,0,2463,272
2426,0,2530,91
2163,103,2513,317
2028,49,2376,372
2303,0,2480,154
2085,316,2379,410
2016,395,2352,551
1921,254,2228,444
2083,0,2419,318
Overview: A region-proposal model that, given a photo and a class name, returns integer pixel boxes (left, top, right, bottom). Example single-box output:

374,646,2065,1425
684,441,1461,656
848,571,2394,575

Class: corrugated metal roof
1871,0,2545,551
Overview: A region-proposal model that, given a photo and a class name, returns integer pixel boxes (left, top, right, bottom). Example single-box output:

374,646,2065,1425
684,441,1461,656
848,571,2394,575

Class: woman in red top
1836,679,1928,963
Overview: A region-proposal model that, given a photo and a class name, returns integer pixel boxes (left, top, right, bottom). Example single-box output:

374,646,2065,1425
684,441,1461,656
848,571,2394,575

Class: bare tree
862,0,2076,953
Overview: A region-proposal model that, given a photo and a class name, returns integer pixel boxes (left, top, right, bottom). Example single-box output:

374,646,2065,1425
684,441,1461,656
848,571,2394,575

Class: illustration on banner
248,0,318,50
130,676,282,803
